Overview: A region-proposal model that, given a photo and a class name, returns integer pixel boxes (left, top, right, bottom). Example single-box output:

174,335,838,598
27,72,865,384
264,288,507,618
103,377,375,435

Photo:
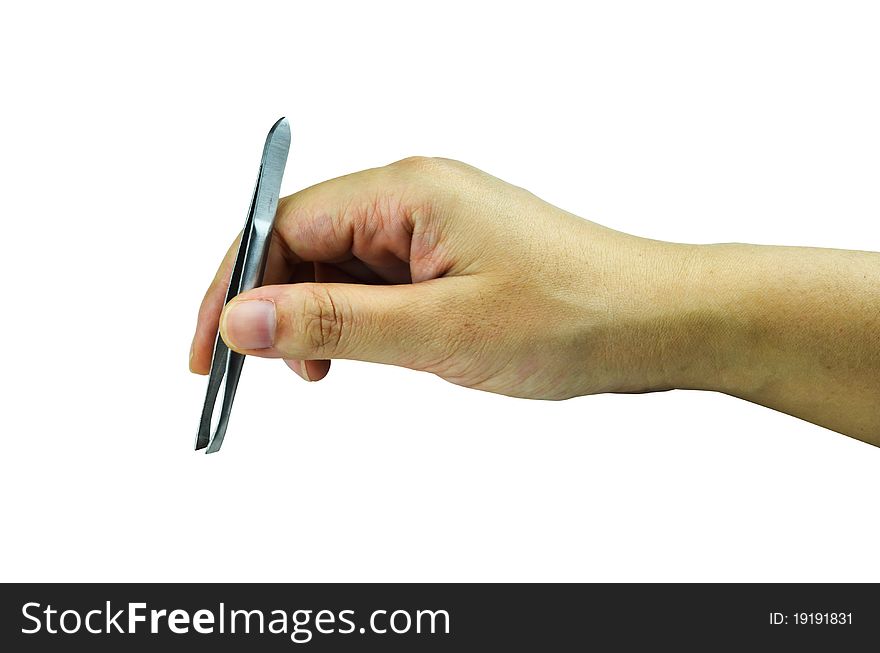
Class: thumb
219,280,467,369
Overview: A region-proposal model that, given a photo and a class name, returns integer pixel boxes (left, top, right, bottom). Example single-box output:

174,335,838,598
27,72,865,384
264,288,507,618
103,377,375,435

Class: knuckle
391,155,457,177
387,157,460,210
393,155,433,171
299,285,346,355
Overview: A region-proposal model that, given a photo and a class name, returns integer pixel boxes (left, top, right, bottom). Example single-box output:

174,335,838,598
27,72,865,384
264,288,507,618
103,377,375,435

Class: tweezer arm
196,117,290,454
195,189,257,452
196,169,279,453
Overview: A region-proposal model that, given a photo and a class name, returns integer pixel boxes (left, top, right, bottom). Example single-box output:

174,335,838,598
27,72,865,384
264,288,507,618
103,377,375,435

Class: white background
1,1,878,582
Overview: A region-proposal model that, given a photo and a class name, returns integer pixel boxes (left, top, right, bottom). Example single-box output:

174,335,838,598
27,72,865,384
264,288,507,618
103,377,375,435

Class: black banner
1,583,876,650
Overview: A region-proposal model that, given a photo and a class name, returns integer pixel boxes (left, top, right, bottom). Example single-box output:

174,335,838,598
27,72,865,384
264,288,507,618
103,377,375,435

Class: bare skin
190,157,880,447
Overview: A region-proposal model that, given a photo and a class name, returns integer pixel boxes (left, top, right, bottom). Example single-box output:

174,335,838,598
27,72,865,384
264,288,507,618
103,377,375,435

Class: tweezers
196,117,291,453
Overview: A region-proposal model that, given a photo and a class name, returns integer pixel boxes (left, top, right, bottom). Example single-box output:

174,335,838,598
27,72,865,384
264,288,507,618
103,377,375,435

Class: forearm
654,242,880,445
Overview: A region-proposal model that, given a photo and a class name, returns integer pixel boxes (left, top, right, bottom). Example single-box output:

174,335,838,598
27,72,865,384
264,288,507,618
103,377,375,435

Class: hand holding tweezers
196,117,290,454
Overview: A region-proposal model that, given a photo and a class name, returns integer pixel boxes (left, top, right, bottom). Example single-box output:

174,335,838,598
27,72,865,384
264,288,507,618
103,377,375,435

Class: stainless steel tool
196,117,290,454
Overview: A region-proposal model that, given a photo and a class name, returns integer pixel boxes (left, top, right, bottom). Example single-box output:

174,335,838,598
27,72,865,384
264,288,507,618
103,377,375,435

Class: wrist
603,238,766,396
647,242,772,396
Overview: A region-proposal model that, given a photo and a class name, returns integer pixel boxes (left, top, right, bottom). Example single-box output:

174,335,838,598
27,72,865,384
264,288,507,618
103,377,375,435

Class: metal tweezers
196,117,291,453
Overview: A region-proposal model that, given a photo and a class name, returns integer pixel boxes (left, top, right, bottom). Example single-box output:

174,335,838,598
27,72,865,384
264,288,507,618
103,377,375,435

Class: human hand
190,157,880,446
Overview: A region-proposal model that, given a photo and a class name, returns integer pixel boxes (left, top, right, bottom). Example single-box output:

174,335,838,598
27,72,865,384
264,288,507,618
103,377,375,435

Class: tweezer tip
194,438,219,453
270,116,290,137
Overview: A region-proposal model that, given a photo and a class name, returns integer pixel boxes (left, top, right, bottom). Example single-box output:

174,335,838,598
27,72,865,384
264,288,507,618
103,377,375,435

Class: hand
191,157,880,445
190,157,697,399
